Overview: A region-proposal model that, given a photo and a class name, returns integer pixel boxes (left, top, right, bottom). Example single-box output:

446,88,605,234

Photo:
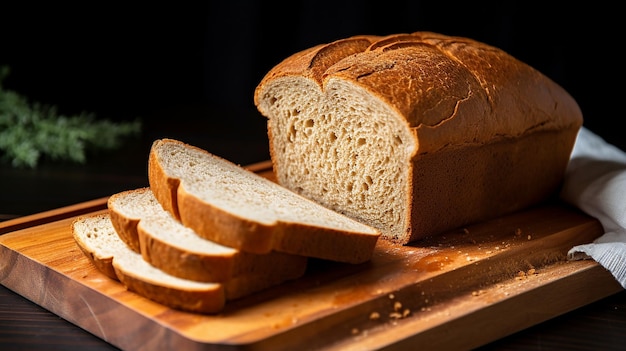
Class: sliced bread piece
72,213,307,312
148,138,381,264
72,213,225,314
107,187,308,283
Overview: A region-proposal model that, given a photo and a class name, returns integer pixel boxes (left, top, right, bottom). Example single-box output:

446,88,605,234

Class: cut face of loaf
148,138,381,263
107,187,308,283
254,32,583,244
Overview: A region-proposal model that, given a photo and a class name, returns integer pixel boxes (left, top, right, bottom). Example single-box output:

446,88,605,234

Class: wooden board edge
0,197,109,235
0,241,225,351
324,261,623,351
1,236,621,351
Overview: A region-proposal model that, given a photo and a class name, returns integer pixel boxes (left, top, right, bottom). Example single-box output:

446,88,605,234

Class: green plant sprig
0,66,142,168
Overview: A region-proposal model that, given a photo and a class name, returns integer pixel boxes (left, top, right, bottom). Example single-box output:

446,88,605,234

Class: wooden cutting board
0,162,622,351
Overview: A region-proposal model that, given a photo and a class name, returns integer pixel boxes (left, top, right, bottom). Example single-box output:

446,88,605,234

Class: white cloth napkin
561,127,626,289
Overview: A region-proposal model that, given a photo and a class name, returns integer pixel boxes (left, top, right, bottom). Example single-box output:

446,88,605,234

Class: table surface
1,110,625,351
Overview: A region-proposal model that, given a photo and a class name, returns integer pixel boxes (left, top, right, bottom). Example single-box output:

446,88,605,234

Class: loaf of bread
254,31,583,244
148,138,381,263
107,187,308,283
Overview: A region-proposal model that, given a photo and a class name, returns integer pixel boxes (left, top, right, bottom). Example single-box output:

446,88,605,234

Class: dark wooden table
1,110,625,350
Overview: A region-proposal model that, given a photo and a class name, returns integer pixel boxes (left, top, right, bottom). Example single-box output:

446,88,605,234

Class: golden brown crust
255,31,582,155
148,141,181,221
73,238,118,280
108,196,141,253
72,215,119,280
253,36,377,106
222,261,306,300
135,222,236,282
136,216,309,283
176,184,277,254
112,264,226,314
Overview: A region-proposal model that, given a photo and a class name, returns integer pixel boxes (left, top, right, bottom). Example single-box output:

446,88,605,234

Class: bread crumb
369,312,380,320
527,234,532,240
393,301,402,311
389,312,402,319
388,293,395,300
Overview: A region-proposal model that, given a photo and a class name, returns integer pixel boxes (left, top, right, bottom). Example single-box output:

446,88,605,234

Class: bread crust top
254,32,582,154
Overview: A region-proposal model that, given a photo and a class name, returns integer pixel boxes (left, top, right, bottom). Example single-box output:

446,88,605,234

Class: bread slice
72,213,225,314
254,32,583,244
73,213,308,313
148,138,381,264
107,187,308,283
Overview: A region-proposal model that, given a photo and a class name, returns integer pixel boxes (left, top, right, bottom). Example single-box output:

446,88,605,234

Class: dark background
1,4,626,350
1,2,623,160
